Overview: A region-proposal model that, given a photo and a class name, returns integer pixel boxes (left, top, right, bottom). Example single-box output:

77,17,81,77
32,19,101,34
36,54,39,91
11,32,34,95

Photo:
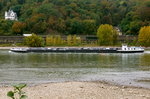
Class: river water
0,50,150,88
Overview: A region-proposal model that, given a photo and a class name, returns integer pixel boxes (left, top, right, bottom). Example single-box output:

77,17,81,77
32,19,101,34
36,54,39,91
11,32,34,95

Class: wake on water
144,51,150,54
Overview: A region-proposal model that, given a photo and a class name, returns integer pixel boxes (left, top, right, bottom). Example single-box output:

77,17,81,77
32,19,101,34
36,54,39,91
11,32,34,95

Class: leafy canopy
24,33,45,47
0,0,149,35
138,26,150,47
97,24,118,45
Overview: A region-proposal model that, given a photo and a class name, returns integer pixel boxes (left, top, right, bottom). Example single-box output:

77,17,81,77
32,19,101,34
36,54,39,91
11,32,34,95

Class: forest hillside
0,0,149,36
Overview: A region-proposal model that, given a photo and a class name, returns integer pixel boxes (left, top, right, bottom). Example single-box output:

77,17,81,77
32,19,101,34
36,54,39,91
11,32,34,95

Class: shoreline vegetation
0,25,150,47
0,81,150,99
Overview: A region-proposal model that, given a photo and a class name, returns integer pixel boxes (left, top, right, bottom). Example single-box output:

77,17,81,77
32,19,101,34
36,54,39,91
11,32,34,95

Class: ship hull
10,47,144,53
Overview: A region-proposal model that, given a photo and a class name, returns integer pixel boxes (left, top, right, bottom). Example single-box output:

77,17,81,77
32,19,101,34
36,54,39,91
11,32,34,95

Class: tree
11,5,22,17
36,3,60,17
128,21,142,35
0,19,14,36
12,22,26,35
66,19,83,34
31,21,48,34
138,26,150,47
97,24,118,45
82,20,96,34
17,0,25,4
136,0,150,21
0,2,3,10
26,14,47,34
24,33,45,47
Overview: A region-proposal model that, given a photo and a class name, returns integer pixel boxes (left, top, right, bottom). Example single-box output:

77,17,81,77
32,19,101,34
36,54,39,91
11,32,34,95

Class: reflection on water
0,50,150,88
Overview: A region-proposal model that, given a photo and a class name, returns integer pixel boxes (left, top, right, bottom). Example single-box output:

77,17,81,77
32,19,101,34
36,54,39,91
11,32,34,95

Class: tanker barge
10,45,144,53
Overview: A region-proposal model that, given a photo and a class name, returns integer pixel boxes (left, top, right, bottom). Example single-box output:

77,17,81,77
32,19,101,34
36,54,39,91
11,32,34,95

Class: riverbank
0,47,27,50
0,82,150,99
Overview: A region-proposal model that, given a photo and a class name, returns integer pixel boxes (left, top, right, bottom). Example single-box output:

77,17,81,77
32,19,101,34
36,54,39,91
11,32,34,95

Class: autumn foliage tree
26,14,48,34
12,22,26,35
97,24,118,45
138,26,150,47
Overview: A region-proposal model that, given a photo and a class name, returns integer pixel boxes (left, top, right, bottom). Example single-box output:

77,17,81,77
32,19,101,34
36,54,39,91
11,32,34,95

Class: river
0,50,150,88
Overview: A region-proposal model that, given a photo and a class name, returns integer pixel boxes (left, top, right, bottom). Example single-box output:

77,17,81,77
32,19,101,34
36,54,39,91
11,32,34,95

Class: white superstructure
118,44,144,52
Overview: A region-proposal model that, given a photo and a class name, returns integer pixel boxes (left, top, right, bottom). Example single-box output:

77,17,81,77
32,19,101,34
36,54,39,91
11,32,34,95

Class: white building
5,10,18,21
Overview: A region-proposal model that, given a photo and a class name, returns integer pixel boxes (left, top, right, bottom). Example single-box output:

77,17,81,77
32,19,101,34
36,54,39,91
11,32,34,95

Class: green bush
46,35,53,46
7,84,27,99
24,33,45,47
46,35,82,46
56,35,62,45
46,35,63,46
72,35,82,46
76,37,81,45
72,35,77,45
67,35,72,46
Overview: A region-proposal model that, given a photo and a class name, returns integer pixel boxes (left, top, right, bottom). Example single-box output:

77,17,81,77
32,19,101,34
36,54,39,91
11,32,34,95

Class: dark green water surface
0,50,150,88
